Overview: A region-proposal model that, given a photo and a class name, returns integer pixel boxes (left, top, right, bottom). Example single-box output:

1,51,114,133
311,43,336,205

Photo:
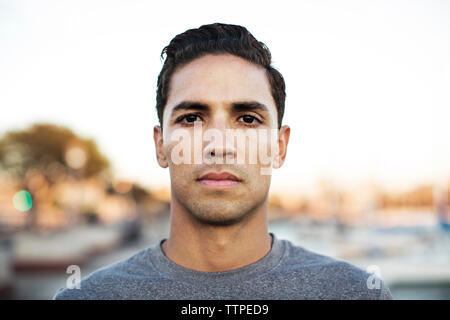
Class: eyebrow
171,101,210,114
170,101,270,118
232,101,269,114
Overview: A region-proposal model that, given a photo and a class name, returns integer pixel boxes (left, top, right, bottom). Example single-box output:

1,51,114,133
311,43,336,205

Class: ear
273,125,290,169
153,125,168,168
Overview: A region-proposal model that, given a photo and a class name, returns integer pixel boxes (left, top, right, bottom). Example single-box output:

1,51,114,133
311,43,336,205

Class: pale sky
1,0,449,193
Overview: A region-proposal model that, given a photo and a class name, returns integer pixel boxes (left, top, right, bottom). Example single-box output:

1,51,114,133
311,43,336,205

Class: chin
193,212,247,227
189,201,257,227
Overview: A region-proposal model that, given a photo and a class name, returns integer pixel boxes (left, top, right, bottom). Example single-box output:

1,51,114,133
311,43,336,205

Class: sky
1,0,449,193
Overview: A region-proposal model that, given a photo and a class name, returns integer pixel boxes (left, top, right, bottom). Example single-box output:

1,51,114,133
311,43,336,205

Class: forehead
164,54,276,119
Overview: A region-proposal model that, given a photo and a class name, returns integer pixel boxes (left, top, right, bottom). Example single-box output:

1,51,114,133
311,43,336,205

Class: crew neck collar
148,232,286,284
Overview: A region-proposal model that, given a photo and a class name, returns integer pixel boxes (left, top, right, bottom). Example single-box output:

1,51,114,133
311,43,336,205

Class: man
54,23,393,300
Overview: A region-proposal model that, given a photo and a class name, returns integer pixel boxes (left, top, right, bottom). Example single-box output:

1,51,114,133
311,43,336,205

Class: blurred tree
0,123,111,229
130,183,153,203
0,123,110,180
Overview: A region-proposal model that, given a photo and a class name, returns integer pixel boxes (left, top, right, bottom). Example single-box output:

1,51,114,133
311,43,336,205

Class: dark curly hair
156,23,286,129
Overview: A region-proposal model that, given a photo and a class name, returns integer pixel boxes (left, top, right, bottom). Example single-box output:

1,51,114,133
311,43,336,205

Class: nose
203,134,236,163
204,146,234,161
203,115,236,163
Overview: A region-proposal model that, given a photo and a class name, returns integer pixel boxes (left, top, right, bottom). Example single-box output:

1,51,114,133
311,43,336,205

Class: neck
161,198,272,272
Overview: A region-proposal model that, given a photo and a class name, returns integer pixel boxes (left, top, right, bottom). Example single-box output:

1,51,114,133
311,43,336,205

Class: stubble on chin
172,186,268,227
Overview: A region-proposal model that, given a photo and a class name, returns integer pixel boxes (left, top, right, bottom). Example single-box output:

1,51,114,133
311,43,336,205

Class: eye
238,115,262,126
176,114,202,125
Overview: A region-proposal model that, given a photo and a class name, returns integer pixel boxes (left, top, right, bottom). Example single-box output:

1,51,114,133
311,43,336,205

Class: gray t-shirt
53,233,393,300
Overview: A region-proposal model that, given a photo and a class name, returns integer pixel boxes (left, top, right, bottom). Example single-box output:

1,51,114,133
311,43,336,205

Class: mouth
196,171,242,188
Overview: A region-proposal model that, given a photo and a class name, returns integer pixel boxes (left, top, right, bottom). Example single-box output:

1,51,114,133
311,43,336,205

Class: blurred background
1,0,449,299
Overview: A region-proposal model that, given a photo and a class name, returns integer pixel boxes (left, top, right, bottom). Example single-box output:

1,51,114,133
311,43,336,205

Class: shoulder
53,245,162,300
277,240,393,299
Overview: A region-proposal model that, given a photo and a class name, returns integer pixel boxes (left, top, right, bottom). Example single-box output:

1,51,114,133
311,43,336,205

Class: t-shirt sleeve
53,286,86,300
378,280,394,300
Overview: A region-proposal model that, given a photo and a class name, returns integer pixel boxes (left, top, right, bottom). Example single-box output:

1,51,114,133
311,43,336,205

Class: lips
197,171,242,187
198,172,241,181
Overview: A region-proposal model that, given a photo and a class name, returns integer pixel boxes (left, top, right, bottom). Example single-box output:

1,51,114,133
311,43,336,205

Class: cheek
244,172,271,199
232,129,276,167
164,130,195,166
246,163,271,188
255,129,277,167
164,140,192,185
168,164,192,192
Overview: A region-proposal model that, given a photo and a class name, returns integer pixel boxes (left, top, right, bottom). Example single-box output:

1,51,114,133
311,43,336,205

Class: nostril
208,151,233,158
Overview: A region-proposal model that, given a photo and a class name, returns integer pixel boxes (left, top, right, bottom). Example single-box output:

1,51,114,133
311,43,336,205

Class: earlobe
272,155,281,169
158,155,169,168
153,125,169,168
157,149,168,168
273,153,284,169
273,125,290,169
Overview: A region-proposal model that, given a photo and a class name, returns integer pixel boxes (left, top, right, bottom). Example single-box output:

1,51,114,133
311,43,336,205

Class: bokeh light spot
13,190,33,212
65,146,87,169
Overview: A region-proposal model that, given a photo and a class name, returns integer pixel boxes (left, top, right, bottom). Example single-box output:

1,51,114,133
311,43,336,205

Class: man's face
154,54,289,226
